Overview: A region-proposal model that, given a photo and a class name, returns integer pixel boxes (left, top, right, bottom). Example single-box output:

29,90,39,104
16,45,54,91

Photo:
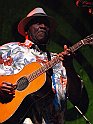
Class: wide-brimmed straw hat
18,7,56,37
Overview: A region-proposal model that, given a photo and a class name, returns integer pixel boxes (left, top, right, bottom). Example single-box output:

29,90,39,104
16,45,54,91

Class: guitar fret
29,72,36,81
49,56,60,67
28,66,47,81
70,40,84,53
27,56,60,82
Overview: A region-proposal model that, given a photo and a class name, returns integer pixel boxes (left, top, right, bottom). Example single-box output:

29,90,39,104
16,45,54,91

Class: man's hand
0,82,15,94
0,82,16,103
58,45,73,67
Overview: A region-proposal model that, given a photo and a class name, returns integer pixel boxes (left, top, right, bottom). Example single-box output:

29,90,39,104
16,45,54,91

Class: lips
37,29,48,37
38,29,47,33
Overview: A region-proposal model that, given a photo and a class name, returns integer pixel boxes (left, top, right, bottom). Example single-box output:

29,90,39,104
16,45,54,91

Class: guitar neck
28,56,60,82
70,34,93,52
69,39,85,53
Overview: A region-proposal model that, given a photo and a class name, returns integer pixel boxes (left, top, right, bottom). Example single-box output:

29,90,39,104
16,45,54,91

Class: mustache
37,28,49,35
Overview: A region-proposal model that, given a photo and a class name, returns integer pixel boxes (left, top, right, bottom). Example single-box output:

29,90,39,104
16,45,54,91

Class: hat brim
18,14,57,37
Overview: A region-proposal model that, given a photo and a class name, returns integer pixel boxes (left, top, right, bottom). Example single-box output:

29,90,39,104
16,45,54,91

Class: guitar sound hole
17,76,29,91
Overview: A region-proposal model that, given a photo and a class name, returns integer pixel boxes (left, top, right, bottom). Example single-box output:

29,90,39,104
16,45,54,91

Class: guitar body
0,62,46,123
2,95,35,124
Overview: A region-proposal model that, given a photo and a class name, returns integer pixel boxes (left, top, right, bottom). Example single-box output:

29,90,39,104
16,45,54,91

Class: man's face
28,17,50,45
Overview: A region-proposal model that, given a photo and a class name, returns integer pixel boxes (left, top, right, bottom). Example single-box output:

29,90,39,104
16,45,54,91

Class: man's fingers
64,45,68,51
2,82,13,86
64,45,71,55
1,82,16,94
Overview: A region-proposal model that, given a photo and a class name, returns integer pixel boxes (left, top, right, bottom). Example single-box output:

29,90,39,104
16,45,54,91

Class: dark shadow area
51,32,93,83
66,85,89,121
11,20,25,42
74,51,93,82
38,0,93,37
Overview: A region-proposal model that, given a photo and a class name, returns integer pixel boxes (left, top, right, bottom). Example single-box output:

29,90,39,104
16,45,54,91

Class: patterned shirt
0,39,67,110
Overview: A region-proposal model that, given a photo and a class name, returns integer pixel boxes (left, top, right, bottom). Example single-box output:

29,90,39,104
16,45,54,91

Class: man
0,7,82,124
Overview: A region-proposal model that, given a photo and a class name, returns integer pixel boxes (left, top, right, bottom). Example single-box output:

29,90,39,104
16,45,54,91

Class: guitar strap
46,51,53,76
33,50,54,97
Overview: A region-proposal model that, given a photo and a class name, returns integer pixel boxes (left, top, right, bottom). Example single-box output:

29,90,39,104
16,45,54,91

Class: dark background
0,0,93,124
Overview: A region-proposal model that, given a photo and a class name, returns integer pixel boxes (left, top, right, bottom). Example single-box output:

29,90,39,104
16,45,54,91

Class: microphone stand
67,96,91,124
67,97,91,124
74,105,91,124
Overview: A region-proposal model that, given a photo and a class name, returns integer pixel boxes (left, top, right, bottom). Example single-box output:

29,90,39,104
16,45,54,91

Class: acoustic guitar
0,34,93,123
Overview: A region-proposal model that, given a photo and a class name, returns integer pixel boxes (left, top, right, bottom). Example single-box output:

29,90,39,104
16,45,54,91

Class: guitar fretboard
70,40,85,53
28,56,60,82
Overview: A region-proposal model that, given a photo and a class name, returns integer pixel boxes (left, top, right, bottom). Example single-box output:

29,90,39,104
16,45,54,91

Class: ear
25,32,28,40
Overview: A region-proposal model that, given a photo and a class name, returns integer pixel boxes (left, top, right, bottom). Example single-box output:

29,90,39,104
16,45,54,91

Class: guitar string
27,56,60,82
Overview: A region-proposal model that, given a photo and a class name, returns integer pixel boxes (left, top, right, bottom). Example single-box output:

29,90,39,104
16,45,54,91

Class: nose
40,23,46,27
39,23,49,31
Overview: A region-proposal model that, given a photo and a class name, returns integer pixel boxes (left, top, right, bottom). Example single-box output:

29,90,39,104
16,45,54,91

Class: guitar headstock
83,34,93,45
